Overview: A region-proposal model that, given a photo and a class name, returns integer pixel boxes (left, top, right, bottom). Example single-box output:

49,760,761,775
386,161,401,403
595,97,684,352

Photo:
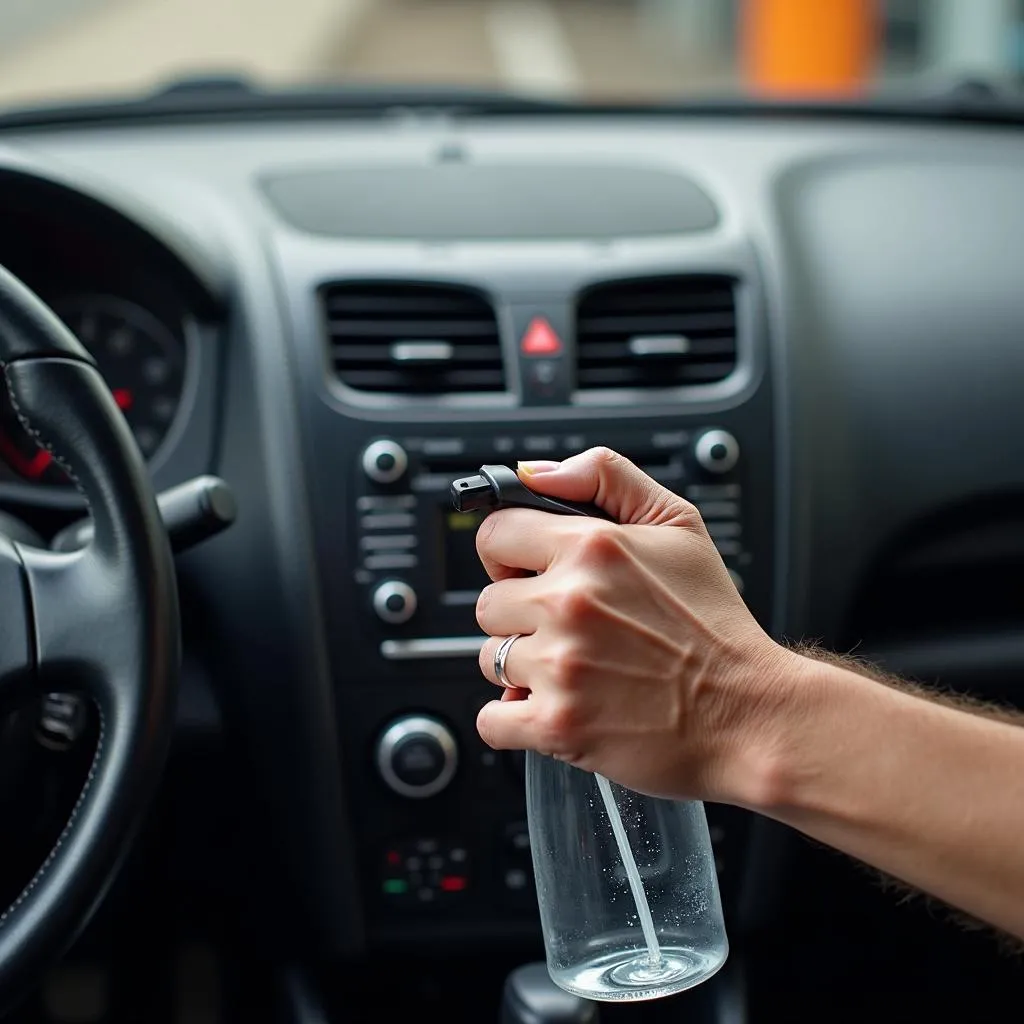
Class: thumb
517,447,696,527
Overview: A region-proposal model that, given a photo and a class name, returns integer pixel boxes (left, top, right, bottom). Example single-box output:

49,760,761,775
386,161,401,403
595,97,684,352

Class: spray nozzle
450,464,613,521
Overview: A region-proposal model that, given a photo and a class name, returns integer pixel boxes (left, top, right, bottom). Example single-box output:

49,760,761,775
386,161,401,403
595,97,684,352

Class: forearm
742,655,1024,940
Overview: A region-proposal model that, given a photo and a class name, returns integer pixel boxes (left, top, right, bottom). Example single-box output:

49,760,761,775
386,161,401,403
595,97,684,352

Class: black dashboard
1,106,1023,1016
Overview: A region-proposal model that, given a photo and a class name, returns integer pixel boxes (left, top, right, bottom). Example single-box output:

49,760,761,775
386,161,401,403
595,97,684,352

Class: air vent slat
579,336,736,362
575,276,738,391
326,318,496,338
324,294,477,315
579,363,735,388
332,343,502,364
322,282,505,395
586,289,734,313
578,312,735,334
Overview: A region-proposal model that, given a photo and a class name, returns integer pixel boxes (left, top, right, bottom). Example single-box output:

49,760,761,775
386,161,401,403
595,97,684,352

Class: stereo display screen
441,507,491,594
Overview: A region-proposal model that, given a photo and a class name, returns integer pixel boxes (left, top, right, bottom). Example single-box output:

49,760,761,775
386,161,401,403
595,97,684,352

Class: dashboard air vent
575,276,738,389
322,282,504,394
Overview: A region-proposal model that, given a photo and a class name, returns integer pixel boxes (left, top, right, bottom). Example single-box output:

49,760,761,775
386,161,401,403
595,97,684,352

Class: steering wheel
0,264,179,1011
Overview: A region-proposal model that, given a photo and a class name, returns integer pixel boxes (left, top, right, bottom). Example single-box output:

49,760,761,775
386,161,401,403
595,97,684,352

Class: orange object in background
740,0,879,97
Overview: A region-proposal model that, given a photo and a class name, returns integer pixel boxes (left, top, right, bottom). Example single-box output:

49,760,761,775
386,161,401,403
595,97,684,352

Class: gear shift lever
501,964,599,1024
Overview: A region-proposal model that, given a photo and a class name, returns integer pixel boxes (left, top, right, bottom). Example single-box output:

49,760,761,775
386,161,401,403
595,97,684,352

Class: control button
524,435,556,453
525,360,559,395
365,554,418,572
362,439,408,485
685,483,741,500
706,521,742,540
380,839,471,906
520,317,563,356
505,869,528,891
509,831,531,854
694,429,740,475
652,430,688,449
696,500,740,519
500,823,536,906
372,580,418,624
37,693,87,749
377,716,458,799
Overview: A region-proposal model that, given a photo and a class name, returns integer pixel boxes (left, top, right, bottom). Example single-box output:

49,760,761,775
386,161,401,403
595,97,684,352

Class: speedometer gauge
0,296,186,486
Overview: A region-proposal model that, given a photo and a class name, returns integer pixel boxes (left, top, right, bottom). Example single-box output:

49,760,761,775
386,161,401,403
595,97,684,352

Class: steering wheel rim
0,264,179,1011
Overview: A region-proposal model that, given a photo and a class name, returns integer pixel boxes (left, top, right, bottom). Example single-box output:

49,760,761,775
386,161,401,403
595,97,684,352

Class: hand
474,447,795,803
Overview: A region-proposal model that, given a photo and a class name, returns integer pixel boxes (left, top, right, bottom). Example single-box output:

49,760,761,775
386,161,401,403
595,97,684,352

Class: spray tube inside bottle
451,466,729,1002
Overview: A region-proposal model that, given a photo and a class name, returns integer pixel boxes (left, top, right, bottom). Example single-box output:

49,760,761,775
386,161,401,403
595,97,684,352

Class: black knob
694,429,740,475
377,716,458,799
362,439,408,485
372,580,417,624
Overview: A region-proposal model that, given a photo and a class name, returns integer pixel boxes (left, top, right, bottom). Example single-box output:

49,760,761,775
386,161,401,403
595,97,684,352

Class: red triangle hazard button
521,317,562,356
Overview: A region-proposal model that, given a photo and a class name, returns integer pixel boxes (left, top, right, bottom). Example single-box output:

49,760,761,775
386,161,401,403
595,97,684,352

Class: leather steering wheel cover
0,265,179,1007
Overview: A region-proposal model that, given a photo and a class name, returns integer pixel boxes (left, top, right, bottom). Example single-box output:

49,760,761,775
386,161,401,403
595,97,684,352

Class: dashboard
0,105,1023,1016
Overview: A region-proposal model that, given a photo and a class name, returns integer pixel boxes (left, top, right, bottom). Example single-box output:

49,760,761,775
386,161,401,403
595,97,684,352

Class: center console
276,224,776,951
336,408,772,946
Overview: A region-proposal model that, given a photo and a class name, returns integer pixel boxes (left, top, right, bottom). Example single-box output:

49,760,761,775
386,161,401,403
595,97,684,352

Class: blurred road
0,0,735,109
323,0,735,98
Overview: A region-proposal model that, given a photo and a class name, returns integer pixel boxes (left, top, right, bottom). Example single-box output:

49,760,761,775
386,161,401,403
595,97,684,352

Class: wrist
722,647,863,815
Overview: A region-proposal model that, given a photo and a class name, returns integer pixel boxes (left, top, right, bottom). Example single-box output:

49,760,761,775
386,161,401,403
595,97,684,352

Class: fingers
477,697,536,751
475,575,545,637
518,447,700,528
477,693,582,764
478,631,538,690
475,506,568,579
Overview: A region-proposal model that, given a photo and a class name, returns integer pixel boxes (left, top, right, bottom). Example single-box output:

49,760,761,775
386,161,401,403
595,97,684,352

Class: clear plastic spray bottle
452,466,729,1002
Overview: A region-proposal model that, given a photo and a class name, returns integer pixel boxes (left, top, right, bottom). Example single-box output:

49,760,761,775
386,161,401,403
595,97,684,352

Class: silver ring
494,634,522,689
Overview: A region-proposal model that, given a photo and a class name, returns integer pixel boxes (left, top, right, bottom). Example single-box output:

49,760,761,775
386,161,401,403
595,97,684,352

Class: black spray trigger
450,464,613,521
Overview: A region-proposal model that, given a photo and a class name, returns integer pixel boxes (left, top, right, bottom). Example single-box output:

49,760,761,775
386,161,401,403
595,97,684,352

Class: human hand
474,447,796,804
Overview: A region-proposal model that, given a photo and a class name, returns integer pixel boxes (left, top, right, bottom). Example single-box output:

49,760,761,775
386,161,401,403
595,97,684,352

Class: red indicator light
520,317,562,356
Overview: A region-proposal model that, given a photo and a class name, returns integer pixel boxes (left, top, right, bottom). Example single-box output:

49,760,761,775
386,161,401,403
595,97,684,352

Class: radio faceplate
350,425,760,668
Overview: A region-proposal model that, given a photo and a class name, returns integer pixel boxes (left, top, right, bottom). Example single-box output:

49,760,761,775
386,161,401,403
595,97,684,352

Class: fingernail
517,460,560,477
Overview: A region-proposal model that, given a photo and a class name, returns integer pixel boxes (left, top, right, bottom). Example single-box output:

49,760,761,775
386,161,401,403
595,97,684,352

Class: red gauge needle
112,388,133,411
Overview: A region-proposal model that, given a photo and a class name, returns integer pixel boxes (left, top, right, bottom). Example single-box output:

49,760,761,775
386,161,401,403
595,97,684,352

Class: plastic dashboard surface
0,112,1022,956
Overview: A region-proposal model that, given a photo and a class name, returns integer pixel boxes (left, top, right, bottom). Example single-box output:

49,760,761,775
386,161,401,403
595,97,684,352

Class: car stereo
350,424,752,666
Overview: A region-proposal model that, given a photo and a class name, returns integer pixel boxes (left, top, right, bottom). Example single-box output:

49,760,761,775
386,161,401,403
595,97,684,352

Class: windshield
0,1,1022,111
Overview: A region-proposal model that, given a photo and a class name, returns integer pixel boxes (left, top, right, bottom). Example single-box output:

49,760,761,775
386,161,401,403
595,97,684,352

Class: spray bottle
452,466,728,1002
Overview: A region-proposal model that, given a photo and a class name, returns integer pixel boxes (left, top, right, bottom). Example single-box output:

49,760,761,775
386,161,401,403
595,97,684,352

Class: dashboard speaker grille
322,282,504,394
575,276,738,390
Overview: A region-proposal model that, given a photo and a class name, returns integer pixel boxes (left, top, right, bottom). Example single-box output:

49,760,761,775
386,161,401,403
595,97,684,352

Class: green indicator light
383,879,408,894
